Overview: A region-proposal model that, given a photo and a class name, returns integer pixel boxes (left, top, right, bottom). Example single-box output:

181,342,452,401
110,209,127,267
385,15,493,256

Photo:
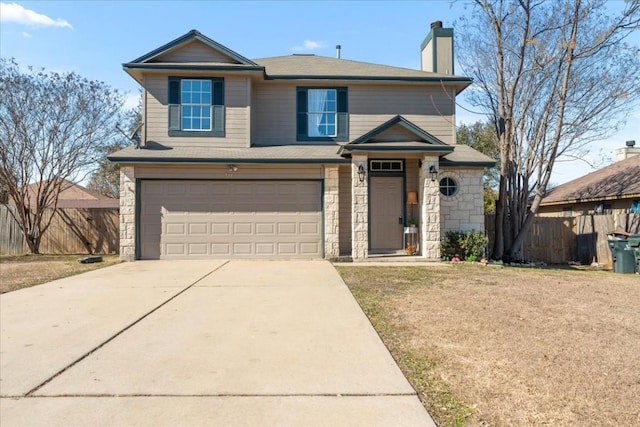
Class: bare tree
88,100,142,198
458,0,640,259
0,58,124,254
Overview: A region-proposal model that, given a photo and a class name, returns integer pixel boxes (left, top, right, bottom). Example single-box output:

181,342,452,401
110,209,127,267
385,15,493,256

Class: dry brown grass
337,264,640,427
0,254,120,294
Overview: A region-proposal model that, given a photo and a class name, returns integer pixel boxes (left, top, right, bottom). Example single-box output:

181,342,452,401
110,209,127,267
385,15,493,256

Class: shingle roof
440,144,496,167
108,142,494,168
108,144,348,164
541,155,640,205
254,55,472,89
21,180,119,209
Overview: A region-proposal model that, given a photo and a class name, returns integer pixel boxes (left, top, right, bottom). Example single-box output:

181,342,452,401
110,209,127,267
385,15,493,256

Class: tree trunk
492,173,506,259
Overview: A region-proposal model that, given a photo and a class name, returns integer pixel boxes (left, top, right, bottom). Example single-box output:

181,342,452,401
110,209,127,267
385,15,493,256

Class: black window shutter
168,78,181,131
296,88,308,139
336,87,348,140
212,79,225,135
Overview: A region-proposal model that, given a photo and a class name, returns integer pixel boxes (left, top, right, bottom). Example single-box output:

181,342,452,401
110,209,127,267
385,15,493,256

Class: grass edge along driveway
337,264,640,427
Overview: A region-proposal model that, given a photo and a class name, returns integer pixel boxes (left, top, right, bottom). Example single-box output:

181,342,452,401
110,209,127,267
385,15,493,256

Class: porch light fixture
228,164,238,172
357,164,366,182
407,191,418,205
429,165,439,181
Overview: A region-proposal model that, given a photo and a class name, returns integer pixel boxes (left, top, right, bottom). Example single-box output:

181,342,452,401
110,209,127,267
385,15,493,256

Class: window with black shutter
168,77,224,137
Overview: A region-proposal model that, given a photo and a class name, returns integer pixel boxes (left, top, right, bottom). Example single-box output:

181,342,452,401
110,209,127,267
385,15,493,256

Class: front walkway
1,260,435,426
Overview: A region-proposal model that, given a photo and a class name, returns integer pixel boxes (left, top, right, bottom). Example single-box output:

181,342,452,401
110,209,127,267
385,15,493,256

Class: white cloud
0,2,72,29
290,39,326,52
21,31,31,38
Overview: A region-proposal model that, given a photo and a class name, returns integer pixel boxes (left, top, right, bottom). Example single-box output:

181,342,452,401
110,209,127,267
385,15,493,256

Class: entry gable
339,115,453,155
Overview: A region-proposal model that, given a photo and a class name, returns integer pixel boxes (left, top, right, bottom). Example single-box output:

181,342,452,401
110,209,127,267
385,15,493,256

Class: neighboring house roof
541,155,640,206
21,180,119,209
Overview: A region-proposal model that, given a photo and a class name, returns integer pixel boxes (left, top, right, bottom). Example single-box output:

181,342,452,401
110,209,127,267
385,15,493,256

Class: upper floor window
168,77,224,137
308,89,336,137
297,87,348,142
181,79,211,131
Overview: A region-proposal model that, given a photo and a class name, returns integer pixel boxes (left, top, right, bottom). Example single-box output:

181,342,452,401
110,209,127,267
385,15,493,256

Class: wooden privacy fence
485,213,640,266
0,205,119,255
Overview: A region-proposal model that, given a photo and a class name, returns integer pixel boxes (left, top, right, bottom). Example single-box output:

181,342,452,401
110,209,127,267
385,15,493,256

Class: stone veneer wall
351,155,368,260
439,168,485,233
419,156,441,259
323,165,340,259
119,166,136,261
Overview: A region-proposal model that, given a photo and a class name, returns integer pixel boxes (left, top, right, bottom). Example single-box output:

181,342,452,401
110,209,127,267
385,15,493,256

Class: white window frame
181,79,212,131
307,89,337,137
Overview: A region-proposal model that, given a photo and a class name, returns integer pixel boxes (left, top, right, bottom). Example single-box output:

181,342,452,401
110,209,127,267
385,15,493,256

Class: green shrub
441,230,488,261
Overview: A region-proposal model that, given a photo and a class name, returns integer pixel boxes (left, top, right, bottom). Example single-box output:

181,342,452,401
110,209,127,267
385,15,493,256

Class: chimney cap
626,140,636,147
431,21,443,29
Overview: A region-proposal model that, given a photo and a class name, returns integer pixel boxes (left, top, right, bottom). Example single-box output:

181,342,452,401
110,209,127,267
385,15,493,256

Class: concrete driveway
1,260,435,426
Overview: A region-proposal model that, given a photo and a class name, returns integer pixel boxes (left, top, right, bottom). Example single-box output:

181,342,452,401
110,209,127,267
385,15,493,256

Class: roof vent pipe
626,140,636,147
431,21,443,29
336,45,341,59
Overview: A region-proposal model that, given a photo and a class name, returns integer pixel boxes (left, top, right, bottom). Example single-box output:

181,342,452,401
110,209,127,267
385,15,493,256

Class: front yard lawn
0,254,120,294
337,264,640,427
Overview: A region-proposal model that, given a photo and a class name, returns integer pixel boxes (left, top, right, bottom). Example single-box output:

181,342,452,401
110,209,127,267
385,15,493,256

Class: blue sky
1,0,638,184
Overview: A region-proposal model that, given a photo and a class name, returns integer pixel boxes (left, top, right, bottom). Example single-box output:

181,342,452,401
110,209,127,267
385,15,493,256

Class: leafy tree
0,58,124,254
88,99,142,198
458,0,640,259
456,121,500,212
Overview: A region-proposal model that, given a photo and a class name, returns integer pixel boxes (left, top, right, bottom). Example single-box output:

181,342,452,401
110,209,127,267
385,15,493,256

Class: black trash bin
608,239,637,274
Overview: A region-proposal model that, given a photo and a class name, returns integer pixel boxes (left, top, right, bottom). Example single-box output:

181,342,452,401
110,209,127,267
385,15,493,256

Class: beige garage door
140,180,323,259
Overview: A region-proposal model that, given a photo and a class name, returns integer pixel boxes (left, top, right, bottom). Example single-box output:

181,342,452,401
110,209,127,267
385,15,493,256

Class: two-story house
109,22,494,261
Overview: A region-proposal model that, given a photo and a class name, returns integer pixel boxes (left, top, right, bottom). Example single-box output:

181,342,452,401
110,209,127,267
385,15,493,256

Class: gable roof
123,30,473,92
339,115,453,156
123,30,264,83
127,29,259,66
254,55,472,91
541,155,640,206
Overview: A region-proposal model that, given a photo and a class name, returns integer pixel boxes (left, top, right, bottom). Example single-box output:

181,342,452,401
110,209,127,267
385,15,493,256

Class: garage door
139,180,323,259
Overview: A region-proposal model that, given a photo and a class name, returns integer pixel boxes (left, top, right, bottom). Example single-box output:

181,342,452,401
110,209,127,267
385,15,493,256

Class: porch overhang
339,142,453,157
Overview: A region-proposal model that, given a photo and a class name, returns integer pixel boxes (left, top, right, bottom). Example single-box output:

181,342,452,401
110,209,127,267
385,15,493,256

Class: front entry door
370,176,404,252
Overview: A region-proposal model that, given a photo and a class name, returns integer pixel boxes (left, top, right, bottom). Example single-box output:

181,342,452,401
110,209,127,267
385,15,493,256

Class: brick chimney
615,140,640,161
420,20,454,75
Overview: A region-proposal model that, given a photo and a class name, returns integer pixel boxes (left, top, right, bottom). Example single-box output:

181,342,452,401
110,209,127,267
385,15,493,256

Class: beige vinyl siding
436,36,454,75
421,39,434,72
251,82,455,146
144,75,250,147
405,158,420,194
134,164,323,180
252,82,296,146
152,40,238,63
338,165,352,256
349,85,454,145
370,126,425,142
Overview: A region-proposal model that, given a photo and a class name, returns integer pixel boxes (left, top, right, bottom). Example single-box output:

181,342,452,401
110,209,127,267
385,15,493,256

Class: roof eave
440,160,497,168
107,156,349,165
540,192,640,206
339,146,454,154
